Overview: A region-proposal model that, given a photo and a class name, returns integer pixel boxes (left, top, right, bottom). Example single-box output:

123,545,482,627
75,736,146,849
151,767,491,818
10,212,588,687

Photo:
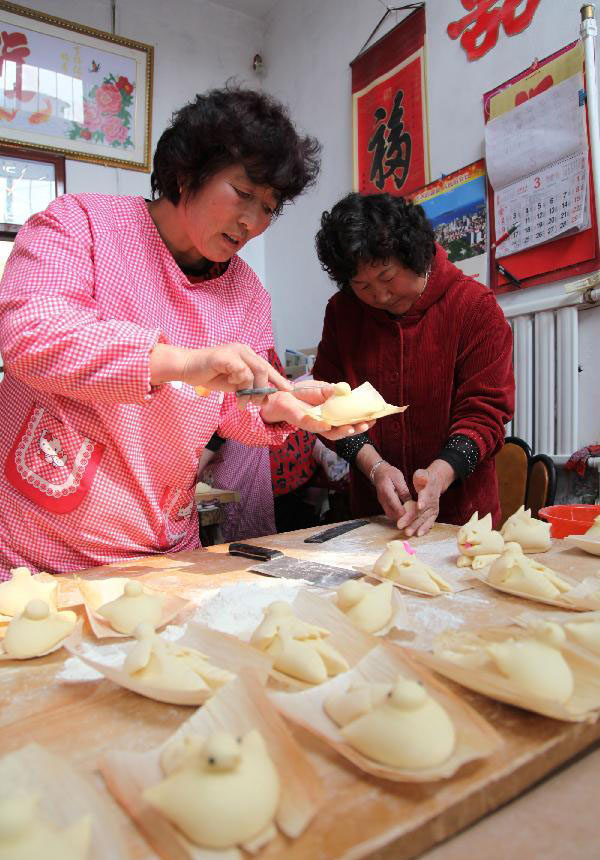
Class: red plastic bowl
538,504,600,539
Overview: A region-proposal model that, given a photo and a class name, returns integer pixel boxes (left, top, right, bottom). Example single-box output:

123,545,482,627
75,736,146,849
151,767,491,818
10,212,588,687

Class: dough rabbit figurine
486,623,574,703
457,512,505,569
0,567,56,618
500,506,551,552
373,541,451,595
0,792,91,860
123,623,234,692
335,579,394,633
250,601,349,684
144,730,280,850
1,599,76,659
96,580,164,634
324,676,455,769
487,544,571,600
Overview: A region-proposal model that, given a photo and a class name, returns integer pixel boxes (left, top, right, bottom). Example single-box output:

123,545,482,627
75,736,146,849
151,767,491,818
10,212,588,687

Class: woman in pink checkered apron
0,86,372,577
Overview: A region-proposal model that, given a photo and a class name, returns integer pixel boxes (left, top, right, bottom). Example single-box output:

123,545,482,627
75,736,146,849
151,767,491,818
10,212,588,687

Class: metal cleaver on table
228,542,362,588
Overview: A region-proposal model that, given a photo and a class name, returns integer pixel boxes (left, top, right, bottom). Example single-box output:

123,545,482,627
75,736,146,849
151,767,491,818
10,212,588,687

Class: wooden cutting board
1,520,599,860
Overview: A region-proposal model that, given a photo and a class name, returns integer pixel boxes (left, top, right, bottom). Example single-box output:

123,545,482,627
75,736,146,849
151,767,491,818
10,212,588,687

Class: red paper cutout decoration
447,0,543,62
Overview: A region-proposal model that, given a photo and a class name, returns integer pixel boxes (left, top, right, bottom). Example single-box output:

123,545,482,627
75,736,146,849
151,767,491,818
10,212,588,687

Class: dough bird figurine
250,601,349,684
144,730,280,849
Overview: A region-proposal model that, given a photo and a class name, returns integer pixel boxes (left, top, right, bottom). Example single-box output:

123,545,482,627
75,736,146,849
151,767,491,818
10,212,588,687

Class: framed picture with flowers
0,2,153,171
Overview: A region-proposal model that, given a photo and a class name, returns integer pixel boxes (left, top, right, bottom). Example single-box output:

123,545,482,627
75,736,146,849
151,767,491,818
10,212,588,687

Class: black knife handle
304,519,370,544
228,542,284,561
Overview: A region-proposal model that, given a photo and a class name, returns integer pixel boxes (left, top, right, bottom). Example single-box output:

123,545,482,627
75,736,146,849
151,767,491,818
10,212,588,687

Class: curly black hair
315,192,436,289
151,85,321,214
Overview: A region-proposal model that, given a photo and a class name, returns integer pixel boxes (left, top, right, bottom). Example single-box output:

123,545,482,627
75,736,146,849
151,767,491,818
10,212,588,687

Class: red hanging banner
351,7,429,196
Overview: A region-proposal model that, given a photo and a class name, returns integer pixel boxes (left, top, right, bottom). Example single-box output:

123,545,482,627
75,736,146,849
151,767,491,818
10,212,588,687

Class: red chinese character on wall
447,0,542,62
0,31,29,76
0,30,34,104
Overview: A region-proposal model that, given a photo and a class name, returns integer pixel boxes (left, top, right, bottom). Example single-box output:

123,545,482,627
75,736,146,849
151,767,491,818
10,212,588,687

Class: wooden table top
1,518,599,860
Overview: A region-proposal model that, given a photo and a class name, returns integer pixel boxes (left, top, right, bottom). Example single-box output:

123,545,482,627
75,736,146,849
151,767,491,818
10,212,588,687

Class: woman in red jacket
313,192,515,536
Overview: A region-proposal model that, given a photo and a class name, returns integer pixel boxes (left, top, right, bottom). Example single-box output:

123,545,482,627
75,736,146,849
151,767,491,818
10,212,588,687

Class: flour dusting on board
400,587,516,650
189,579,307,637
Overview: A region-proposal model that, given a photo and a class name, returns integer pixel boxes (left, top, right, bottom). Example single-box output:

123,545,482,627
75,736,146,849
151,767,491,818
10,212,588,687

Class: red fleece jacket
313,245,515,526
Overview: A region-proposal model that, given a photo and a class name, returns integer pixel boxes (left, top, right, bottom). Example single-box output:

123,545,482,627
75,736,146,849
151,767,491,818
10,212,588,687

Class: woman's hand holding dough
398,460,455,537
260,390,375,440
371,463,412,522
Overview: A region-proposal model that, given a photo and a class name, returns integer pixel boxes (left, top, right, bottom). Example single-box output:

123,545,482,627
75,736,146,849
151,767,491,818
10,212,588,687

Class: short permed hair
151,85,321,214
315,192,436,289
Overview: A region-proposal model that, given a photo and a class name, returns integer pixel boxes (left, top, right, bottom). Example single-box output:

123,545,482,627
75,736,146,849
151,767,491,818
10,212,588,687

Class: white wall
261,0,600,446
37,0,266,279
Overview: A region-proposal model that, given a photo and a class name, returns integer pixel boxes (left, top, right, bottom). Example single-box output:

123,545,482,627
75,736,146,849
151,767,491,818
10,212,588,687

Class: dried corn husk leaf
269,641,502,782
64,622,273,705
417,626,600,721
561,576,600,610
100,670,325,860
0,741,127,859
473,569,595,611
247,587,376,690
56,575,84,609
77,577,190,639
564,534,600,556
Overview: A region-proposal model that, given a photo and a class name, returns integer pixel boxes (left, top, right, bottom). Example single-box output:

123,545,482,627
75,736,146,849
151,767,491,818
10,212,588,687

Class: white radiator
507,306,578,456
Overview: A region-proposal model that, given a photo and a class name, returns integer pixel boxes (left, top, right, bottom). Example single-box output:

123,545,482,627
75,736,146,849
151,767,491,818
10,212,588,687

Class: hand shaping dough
397,499,418,527
457,513,504,569
373,541,451,595
324,676,455,769
564,619,600,655
335,579,394,633
250,601,349,684
486,624,574,703
124,623,234,691
487,544,571,599
500,505,552,552
96,580,164,634
0,568,56,618
144,730,280,849
585,515,600,539
0,792,91,860
1,600,76,659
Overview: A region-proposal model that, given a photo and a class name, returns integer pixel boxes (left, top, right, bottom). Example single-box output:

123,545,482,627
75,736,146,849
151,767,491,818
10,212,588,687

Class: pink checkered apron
0,194,289,577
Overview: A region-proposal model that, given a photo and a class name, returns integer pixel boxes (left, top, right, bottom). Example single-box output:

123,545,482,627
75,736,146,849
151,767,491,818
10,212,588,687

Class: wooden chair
495,436,556,527
526,453,557,519
495,437,531,527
